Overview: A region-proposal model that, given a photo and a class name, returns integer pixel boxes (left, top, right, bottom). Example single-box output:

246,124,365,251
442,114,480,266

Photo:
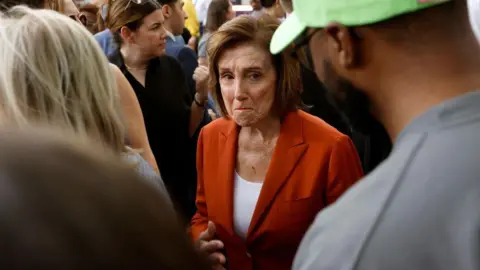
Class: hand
208,109,217,121
196,221,226,269
188,36,197,51
193,65,209,98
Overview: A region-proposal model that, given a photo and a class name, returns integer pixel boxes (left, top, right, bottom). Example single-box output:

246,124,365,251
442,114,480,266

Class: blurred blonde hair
0,6,125,153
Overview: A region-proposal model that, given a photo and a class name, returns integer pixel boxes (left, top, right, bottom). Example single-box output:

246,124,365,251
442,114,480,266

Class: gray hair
0,6,125,152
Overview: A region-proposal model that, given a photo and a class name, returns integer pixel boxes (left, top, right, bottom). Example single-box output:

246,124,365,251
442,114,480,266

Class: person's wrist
195,92,207,107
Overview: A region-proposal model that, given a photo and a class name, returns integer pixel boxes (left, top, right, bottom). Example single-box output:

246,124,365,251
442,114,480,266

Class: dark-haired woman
106,0,209,220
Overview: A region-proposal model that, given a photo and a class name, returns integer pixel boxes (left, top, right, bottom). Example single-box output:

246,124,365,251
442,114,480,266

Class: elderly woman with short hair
191,15,364,270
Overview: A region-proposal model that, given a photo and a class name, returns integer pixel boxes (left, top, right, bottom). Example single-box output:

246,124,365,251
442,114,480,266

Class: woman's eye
221,74,233,80
250,73,261,80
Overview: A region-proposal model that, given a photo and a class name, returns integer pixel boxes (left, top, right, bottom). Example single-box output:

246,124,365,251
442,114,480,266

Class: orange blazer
191,110,363,270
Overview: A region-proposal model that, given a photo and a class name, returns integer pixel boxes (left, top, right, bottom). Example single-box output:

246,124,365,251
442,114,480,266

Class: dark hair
205,0,231,33
207,15,302,118
79,3,105,33
157,0,176,5
260,0,275,8
0,128,211,270
106,0,161,44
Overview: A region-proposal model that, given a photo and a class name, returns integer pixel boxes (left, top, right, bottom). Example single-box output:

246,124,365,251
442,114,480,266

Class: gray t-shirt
294,91,480,270
123,151,172,206
197,32,212,58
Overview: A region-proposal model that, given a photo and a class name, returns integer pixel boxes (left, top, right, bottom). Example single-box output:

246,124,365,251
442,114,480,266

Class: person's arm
326,135,364,205
198,57,208,67
189,65,209,137
110,64,159,173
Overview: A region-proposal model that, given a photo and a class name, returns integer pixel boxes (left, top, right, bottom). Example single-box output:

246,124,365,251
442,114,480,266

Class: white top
233,171,263,239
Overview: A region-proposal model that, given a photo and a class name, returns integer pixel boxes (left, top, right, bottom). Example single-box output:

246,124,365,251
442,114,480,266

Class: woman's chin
233,115,256,127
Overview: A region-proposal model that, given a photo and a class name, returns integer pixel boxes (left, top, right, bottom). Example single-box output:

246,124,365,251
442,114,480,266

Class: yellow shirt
184,0,200,37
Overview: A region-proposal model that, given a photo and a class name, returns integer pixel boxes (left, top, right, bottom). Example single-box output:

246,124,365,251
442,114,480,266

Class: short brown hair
205,0,230,33
207,14,302,118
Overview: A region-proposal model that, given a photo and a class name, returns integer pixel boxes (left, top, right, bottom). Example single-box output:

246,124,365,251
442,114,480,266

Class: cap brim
270,12,306,55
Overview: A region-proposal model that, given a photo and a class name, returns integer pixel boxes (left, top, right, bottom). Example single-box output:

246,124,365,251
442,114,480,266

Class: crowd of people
0,0,478,269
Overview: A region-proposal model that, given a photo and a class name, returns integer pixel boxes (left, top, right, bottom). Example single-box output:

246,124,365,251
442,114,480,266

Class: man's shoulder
293,134,425,270
294,126,480,270
165,43,196,59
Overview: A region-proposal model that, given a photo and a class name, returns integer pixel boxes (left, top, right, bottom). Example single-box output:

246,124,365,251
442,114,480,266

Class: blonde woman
0,6,169,201
0,0,159,175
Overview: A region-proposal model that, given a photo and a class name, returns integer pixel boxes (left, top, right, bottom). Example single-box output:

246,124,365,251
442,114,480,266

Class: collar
396,90,480,144
166,30,176,42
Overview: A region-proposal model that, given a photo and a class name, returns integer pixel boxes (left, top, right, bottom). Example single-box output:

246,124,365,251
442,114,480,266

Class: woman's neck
120,45,149,70
240,116,281,143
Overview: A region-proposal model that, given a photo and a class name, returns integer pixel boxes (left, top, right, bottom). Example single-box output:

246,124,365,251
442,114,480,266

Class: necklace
124,64,148,71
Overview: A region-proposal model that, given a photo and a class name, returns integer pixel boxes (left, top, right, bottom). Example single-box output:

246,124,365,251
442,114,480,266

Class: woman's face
225,2,236,21
128,9,167,58
217,42,277,127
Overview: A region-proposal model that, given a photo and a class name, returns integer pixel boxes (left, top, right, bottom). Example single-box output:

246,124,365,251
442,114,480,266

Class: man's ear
325,23,357,69
120,26,134,44
162,4,170,18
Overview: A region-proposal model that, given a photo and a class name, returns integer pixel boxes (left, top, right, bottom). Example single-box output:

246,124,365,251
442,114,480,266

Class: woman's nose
234,80,248,101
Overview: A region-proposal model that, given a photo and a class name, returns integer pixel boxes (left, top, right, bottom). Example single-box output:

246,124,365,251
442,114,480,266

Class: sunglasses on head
123,0,149,11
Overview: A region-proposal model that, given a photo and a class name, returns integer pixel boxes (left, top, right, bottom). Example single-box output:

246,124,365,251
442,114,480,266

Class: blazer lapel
247,112,308,240
215,121,239,236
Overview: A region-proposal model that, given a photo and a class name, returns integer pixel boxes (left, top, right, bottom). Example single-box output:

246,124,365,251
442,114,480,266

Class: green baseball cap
270,0,451,54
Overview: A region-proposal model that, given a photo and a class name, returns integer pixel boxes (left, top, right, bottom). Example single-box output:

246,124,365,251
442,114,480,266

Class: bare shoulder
109,63,123,78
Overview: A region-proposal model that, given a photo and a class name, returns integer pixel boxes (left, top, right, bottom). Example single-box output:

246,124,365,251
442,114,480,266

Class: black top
109,51,201,220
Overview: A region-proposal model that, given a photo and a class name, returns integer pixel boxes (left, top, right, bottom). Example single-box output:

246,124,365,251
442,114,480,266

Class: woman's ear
120,26,134,43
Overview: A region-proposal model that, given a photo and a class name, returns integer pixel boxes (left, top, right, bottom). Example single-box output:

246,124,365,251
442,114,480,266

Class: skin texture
120,9,168,74
218,43,276,128
110,64,159,172
163,0,187,36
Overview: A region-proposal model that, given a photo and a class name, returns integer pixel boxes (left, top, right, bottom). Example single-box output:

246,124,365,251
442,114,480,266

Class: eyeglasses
290,29,321,71
290,27,362,70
